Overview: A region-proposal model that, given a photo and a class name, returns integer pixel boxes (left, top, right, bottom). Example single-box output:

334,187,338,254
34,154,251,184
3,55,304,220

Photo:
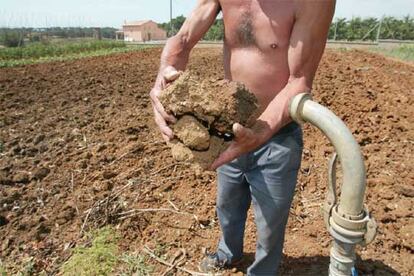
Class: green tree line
159,15,414,41
329,16,414,41
1,16,413,48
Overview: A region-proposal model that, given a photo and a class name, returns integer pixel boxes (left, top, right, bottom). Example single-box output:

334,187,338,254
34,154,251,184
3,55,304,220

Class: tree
204,19,224,41
327,16,414,41
159,16,224,41
159,15,186,37
2,31,24,47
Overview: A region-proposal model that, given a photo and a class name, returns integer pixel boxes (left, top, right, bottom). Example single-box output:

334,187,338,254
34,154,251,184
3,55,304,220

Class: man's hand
149,0,220,141
150,66,181,141
210,121,271,170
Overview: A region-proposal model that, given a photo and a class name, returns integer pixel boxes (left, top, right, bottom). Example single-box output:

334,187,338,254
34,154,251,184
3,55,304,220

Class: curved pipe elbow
289,93,366,217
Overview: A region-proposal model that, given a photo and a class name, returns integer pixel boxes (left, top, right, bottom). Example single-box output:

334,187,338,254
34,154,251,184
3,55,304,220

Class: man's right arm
150,0,220,141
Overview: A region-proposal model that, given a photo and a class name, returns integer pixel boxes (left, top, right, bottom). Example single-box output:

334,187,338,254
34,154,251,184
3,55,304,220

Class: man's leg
216,159,251,263
246,126,303,275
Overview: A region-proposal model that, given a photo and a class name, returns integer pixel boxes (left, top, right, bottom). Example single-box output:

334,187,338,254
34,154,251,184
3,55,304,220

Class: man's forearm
161,35,192,70
153,35,191,88
257,78,310,139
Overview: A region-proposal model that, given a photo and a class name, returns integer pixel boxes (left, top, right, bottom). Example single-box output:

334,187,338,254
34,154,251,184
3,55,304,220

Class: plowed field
0,47,413,275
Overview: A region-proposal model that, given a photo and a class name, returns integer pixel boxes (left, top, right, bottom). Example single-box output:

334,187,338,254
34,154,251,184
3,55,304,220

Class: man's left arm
211,0,335,170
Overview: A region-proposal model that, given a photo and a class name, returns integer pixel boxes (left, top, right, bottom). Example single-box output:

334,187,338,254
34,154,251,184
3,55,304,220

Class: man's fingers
164,66,181,82
151,96,177,123
160,124,174,139
233,123,253,141
154,107,174,139
210,143,240,170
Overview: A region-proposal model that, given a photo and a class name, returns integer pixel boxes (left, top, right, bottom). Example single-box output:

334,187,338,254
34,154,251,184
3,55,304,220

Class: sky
0,0,413,28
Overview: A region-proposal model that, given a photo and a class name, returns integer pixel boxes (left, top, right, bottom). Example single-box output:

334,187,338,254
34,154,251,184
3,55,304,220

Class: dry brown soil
0,47,413,275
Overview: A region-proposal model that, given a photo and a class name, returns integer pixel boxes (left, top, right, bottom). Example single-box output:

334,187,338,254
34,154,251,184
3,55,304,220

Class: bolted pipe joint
289,93,377,276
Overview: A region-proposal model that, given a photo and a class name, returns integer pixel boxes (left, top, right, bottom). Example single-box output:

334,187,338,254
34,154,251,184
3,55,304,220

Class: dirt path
0,48,413,275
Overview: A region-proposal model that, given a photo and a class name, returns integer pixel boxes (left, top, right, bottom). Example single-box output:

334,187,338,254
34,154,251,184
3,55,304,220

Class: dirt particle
57,205,76,224
380,193,395,200
33,134,45,145
0,172,12,185
0,215,9,227
25,147,39,157
12,172,30,184
130,142,145,154
103,181,114,191
396,185,414,197
96,143,107,152
1,237,12,252
399,224,413,250
71,128,82,137
35,223,51,240
79,159,88,169
33,167,50,180
102,171,117,180
11,145,22,156
38,144,49,153
83,152,93,159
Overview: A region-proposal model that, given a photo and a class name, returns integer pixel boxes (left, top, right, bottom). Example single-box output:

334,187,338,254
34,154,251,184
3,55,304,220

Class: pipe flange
362,216,377,246
329,217,365,242
332,205,369,231
289,93,312,125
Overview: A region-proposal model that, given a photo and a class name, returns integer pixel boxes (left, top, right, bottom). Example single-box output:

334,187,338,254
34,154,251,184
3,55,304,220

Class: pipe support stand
329,241,356,276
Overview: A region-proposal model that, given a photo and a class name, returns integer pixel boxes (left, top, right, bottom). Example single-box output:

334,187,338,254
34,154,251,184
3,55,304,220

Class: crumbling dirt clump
159,71,258,168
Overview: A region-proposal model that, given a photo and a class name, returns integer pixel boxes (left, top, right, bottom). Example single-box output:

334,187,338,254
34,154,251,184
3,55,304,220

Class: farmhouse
116,20,167,42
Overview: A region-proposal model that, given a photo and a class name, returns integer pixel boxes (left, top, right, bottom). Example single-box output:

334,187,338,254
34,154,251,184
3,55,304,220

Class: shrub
3,31,24,47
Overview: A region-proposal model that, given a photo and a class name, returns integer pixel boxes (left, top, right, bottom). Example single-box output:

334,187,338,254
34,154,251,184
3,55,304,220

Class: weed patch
119,253,153,276
61,227,119,276
61,227,153,275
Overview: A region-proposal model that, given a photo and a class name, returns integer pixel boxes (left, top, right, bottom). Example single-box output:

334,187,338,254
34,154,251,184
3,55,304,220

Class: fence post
376,17,383,42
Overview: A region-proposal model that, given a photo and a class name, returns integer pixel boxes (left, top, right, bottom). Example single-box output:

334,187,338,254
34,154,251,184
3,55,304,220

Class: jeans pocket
265,130,303,172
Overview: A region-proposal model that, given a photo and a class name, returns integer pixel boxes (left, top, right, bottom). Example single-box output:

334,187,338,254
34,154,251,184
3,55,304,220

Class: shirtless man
150,0,335,274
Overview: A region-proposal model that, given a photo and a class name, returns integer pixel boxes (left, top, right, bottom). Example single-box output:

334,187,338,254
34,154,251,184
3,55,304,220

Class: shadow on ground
233,253,400,275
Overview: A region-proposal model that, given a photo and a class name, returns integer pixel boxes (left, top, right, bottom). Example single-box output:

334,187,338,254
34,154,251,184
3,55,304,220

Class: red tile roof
123,20,154,26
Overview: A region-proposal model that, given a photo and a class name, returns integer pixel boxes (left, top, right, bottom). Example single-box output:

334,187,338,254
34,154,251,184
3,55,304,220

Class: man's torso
218,0,297,111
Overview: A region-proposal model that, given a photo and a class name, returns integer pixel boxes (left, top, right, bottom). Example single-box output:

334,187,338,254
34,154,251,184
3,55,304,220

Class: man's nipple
270,43,278,49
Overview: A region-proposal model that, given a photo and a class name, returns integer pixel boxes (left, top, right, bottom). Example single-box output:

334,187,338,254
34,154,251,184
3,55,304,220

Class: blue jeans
216,122,303,276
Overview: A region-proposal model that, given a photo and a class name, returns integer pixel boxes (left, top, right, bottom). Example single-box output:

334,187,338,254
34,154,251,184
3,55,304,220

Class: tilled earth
0,47,413,275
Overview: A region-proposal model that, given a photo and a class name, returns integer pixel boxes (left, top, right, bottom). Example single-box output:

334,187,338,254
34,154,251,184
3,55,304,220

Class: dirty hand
210,122,270,170
150,66,181,141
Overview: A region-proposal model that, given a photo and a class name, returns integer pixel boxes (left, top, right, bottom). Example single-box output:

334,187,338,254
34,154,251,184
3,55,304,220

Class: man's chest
219,0,296,49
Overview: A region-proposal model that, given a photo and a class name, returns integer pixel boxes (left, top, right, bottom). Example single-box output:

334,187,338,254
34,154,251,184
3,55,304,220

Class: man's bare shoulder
294,0,336,17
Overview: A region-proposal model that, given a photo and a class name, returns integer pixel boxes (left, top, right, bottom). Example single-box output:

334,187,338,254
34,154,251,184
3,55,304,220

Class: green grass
119,253,153,276
61,227,153,276
0,40,152,67
0,264,6,276
61,227,119,276
370,45,414,62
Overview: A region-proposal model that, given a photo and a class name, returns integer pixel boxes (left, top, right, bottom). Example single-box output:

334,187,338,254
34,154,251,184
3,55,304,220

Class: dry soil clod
159,71,259,169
